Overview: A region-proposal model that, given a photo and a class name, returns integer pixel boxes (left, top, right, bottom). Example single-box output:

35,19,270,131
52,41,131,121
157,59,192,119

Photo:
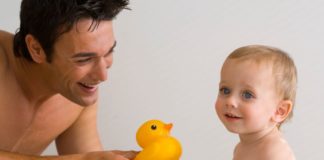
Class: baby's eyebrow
219,81,227,85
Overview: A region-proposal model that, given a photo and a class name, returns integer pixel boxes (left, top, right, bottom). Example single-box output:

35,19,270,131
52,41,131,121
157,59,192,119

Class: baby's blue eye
242,91,253,99
220,87,230,95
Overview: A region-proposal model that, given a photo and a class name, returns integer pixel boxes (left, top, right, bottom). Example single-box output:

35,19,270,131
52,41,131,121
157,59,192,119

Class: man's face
48,19,115,106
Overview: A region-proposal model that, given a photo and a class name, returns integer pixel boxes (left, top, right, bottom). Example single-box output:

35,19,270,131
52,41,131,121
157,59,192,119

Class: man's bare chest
0,85,83,154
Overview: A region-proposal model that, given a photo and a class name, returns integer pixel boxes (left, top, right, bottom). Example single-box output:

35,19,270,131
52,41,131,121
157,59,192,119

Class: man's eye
76,58,92,63
242,91,254,99
219,87,230,95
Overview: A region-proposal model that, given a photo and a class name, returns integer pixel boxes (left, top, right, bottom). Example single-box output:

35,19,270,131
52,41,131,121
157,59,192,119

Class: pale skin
215,59,295,160
0,19,137,159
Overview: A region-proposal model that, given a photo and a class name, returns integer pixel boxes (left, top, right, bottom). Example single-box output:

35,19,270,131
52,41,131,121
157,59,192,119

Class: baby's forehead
224,57,275,71
229,53,276,63
222,59,274,78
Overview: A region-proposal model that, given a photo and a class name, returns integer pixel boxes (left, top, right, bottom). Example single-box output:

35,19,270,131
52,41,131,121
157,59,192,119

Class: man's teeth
81,82,98,88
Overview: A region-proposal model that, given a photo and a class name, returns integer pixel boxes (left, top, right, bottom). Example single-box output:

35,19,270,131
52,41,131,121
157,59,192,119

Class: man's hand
111,150,139,159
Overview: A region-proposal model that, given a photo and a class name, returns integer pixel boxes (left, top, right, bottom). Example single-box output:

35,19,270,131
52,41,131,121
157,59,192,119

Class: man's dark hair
13,0,129,62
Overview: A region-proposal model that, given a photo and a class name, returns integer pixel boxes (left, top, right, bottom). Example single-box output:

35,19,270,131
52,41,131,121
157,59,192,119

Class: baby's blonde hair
226,45,297,125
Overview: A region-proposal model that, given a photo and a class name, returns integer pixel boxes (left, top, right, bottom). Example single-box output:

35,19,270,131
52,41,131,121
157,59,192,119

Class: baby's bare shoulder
260,138,295,160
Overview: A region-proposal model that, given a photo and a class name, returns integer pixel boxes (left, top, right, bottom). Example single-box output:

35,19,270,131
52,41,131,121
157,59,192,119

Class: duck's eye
151,125,157,130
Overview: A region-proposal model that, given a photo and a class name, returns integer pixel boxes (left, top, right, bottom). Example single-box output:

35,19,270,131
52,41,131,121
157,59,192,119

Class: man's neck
12,57,56,107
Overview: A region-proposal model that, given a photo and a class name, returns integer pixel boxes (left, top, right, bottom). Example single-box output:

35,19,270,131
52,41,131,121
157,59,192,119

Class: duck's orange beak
165,123,173,131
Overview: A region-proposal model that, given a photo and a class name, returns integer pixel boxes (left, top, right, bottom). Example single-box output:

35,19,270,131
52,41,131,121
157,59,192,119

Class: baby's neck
238,126,280,146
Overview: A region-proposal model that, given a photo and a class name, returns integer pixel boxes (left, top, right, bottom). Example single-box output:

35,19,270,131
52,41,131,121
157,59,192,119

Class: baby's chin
226,128,240,134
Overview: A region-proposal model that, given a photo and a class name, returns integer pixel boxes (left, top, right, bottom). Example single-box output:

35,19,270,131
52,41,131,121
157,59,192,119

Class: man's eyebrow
72,52,96,58
103,41,117,57
108,41,117,53
72,41,117,58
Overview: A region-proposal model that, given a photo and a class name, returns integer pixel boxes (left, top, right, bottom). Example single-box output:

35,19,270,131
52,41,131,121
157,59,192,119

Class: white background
1,0,324,159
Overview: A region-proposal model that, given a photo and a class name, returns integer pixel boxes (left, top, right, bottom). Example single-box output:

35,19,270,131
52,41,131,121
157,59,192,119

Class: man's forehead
74,19,113,32
56,19,114,43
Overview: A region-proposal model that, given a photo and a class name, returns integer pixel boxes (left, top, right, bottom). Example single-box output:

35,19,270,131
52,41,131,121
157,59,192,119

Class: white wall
1,0,324,159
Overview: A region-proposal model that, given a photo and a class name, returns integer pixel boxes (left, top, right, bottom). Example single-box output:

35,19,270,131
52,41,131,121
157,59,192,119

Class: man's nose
94,58,109,82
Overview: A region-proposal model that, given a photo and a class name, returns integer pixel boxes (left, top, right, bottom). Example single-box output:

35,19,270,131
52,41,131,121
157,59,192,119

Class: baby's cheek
215,100,224,115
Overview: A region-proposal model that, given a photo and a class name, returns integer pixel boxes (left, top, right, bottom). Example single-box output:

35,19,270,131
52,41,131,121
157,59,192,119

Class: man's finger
112,150,139,159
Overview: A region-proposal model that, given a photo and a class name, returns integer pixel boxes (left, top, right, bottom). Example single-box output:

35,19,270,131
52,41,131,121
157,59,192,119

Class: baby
215,45,296,160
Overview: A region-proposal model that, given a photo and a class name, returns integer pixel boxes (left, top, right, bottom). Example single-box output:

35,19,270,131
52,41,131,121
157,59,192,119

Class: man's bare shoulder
0,30,13,50
0,30,13,74
48,94,86,110
45,94,90,122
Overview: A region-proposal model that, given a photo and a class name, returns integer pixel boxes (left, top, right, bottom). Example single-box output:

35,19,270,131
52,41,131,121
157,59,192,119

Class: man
0,0,137,159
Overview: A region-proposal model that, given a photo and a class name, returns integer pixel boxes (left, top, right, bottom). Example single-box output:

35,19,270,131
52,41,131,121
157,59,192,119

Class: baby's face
215,59,281,135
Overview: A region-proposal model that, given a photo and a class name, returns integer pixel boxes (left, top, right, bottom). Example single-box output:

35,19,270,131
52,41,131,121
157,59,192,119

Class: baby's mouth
225,113,242,119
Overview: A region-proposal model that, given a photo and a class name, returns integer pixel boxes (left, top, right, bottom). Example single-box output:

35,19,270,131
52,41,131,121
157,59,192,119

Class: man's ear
272,100,293,123
25,34,47,63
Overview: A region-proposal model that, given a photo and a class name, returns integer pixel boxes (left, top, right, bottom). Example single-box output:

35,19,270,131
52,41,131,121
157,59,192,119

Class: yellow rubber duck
134,119,182,160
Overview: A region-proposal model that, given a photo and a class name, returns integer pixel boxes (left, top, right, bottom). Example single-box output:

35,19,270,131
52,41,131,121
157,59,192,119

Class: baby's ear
272,100,293,123
25,34,47,63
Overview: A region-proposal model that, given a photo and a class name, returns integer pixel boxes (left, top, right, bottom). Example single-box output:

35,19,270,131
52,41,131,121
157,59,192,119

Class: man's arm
0,150,132,160
0,150,82,160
